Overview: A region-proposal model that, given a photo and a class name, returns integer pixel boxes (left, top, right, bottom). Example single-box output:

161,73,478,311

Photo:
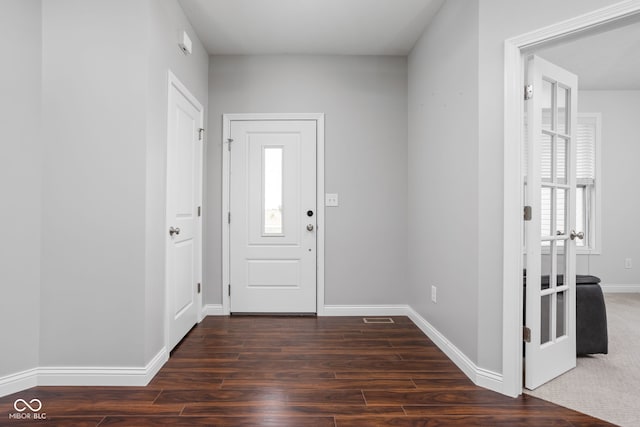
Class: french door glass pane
557,250,566,284
541,293,552,345
541,134,552,183
557,291,567,338
541,186,552,238
557,86,569,135
541,251,552,286
576,186,585,247
556,188,566,237
542,79,554,131
556,138,567,185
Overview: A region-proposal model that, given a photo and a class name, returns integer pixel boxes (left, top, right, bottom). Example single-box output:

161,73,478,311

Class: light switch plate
325,193,339,207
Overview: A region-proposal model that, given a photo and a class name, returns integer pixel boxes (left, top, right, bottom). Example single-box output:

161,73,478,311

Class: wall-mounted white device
325,193,339,207
178,30,192,55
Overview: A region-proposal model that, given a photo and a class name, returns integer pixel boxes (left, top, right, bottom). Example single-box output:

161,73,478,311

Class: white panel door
525,56,578,389
229,120,317,313
166,75,203,350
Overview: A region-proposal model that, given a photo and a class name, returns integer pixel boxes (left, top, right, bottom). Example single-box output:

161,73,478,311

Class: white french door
166,73,203,351
525,56,578,389
228,119,317,313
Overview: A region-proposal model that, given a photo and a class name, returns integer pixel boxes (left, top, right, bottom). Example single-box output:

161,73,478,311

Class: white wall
408,0,480,365
0,0,42,380
36,0,209,370
40,0,149,367
206,55,408,307
577,91,640,286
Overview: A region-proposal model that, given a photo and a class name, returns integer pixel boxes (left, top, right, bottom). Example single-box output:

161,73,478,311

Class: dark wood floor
1,316,613,426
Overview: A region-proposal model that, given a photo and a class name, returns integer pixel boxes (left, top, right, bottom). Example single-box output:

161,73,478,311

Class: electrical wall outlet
431,285,437,303
625,258,633,269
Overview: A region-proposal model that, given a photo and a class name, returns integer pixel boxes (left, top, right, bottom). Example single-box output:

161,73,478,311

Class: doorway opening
516,14,640,426
502,3,640,398
221,113,326,315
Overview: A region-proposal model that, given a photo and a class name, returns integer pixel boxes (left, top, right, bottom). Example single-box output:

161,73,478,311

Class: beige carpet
524,293,640,427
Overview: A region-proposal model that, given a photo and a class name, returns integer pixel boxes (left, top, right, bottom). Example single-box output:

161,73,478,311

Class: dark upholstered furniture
575,278,608,355
524,273,608,355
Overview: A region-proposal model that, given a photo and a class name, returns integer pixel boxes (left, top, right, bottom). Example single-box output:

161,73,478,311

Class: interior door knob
570,230,584,240
306,224,314,231
169,226,181,236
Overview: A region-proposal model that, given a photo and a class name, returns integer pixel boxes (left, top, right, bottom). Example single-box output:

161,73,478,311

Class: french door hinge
228,212,231,224
227,138,234,151
199,128,205,141
197,283,201,294
523,326,531,343
524,84,533,100
228,284,231,297
198,206,201,217
524,205,532,221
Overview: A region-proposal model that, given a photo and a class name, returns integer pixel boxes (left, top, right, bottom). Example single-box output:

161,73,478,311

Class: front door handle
169,226,181,236
306,224,314,232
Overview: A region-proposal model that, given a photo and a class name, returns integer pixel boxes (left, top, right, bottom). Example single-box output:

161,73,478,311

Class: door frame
164,70,204,351
222,113,325,315
502,1,640,397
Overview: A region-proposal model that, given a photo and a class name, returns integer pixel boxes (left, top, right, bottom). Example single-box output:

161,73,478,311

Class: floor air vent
362,317,394,324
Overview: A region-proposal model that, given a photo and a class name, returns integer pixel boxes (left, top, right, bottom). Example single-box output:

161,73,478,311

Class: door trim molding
222,113,325,315
502,1,640,397
165,70,204,352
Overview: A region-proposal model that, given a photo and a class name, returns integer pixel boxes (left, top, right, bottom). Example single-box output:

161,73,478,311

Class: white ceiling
178,0,445,55
535,19,640,90
178,1,639,89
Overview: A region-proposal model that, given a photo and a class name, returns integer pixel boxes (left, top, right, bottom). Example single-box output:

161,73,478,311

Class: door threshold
230,312,317,317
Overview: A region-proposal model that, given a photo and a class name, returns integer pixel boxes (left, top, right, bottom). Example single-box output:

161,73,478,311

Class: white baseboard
38,347,168,387
475,366,505,392
145,347,168,382
405,307,475,381
320,304,504,395
201,304,225,316
322,304,410,317
0,368,38,398
601,283,640,293
0,348,168,397
405,306,504,395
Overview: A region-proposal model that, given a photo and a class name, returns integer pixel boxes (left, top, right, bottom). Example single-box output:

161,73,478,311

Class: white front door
525,56,578,389
229,119,317,313
166,73,203,350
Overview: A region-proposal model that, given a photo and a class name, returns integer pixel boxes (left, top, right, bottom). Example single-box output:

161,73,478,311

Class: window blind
576,119,596,183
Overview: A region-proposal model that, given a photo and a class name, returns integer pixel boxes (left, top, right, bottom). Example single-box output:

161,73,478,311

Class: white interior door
166,74,203,350
525,56,578,389
229,119,317,313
